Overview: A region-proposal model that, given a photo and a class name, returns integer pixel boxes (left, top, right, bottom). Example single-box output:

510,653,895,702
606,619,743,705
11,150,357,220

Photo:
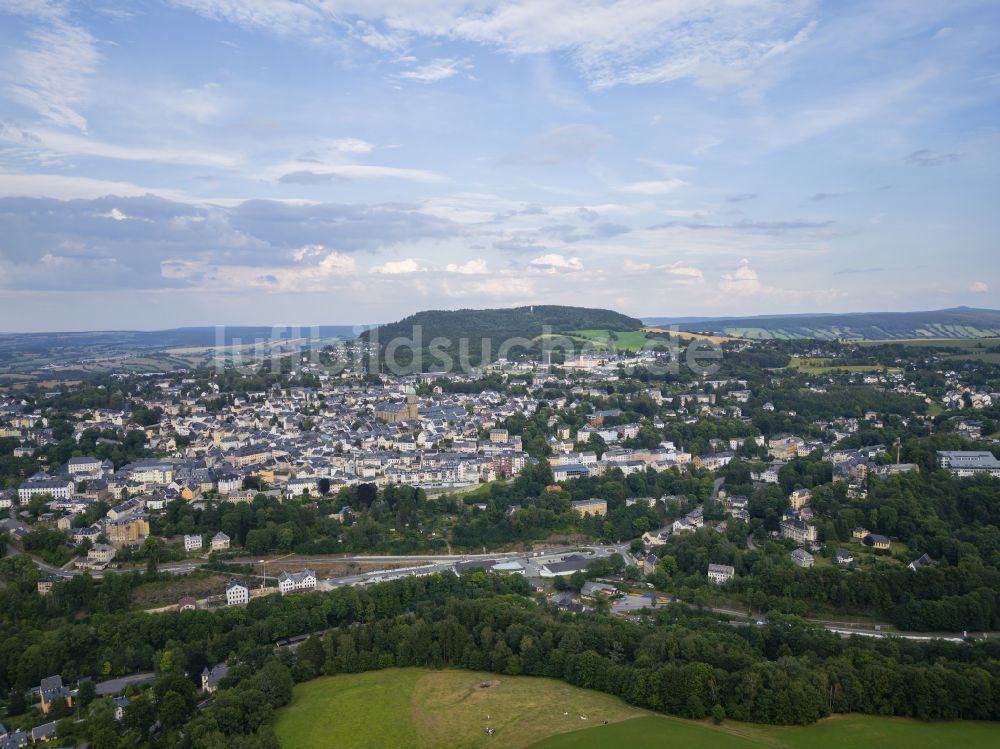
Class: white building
184,534,203,552
277,569,317,595
937,451,1000,477
67,456,103,478
707,563,735,585
210,532,230,551
18,479,74,503
225,579,249,606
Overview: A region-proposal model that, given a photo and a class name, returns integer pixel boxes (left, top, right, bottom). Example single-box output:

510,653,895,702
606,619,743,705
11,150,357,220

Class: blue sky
0,0,998,331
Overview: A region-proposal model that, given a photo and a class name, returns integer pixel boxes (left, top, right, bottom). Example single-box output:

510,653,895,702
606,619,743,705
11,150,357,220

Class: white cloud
445,258,488,274
624,259,704,284
618,178,686,195
8,15,99,131
370,258,425,274
397,58,471,83
169,1,818,89
0,126,244,167
970,281,989,293
326,138,376,154
105,207,128,221
158,83,229,124
718,258,767,295
160,245,357,293
166,0,323,37
529,253,583,271
276,163,446,183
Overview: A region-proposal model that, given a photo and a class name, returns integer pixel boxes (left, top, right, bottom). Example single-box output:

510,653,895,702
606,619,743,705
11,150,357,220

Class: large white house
18,478,74,502
225,579,249,606
277,569,317,595
707,563,735,585
184,534,203,552
67,456,103,478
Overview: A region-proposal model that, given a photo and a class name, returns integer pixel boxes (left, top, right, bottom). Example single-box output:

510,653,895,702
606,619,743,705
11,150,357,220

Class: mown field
274,668,644,749
787,356,903,375
274,668,1000,749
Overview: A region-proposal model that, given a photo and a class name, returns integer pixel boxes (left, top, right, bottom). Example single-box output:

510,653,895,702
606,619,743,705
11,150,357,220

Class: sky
0,0,998,332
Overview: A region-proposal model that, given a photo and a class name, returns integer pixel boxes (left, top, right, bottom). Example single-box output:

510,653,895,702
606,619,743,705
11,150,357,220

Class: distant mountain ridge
643,307,1000,340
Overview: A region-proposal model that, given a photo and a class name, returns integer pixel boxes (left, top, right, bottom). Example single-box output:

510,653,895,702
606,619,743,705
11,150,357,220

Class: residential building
201,664,229,693
39,676,72,714
210,531,231,552
570,498,607,517
184,534,203,552
106,514,150,547
707,563,735,585
277,569,317,595
225,579,249,607
780,518,817,545
791,548,814,568
865,533,891,550
88,543,116,564
789,488,812,510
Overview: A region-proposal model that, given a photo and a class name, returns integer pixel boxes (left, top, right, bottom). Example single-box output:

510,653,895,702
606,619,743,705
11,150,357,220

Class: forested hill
644,307,1000,340
360,305,642,345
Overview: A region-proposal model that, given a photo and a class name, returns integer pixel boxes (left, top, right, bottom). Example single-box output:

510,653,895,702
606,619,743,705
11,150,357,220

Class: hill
359,305,643,370
643,307,1000,340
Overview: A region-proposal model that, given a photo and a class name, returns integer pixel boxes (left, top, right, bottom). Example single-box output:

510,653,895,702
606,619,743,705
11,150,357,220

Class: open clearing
274,668,644,749
274,669,999,749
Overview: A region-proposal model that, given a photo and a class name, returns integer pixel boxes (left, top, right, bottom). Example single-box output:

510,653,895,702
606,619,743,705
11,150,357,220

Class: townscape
2,313,1000,747
2,1,1000,747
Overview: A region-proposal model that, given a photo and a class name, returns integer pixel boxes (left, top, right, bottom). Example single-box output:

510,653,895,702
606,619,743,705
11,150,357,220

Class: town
2,320,1000,745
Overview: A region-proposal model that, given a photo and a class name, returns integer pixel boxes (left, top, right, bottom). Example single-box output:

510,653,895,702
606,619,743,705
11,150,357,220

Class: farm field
274,669,1000,749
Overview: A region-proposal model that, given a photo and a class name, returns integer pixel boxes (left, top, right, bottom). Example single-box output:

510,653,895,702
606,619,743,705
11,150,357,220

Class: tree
143,536,161,576
77,679,97,710
712,703,726,724
7,687,26,716
158,690,190,730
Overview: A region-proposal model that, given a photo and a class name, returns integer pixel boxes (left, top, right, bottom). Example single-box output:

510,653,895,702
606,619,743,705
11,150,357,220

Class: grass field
274,669,1000,749
274,668,644,749
528,714,1000,749
571,329,655,352
788,356,903,375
